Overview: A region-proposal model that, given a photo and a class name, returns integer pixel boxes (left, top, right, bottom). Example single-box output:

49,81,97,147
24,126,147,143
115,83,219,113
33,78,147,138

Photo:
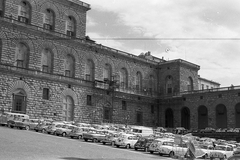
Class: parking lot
0,126,172,160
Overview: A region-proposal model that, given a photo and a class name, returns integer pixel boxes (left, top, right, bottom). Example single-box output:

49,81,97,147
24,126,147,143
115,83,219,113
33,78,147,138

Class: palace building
1,0,240,130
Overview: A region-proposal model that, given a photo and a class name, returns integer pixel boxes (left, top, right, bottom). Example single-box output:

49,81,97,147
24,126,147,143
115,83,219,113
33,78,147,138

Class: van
131,126,154,137
0,112,29,127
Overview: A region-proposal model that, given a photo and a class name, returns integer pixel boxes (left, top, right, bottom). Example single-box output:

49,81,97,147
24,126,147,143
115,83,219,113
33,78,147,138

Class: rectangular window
16,60,24,68
87,95,92,105
86,74,90,81
122,101,127,110
43,23,52,30
103,107,111,120
65,70,70,77
136,85,140,91
18,16,28,23
151,105,154,114
136,111,143,125
42,88,49,100
42,65,48,73
201,84,204,90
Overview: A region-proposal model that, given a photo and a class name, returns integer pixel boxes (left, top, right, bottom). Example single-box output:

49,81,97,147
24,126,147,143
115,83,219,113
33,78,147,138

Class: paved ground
0,126,172,160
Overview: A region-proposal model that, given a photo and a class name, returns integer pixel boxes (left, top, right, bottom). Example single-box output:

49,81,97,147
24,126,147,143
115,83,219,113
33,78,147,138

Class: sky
83,0,240,87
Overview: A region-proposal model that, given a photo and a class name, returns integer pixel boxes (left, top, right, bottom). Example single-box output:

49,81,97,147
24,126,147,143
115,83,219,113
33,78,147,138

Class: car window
163,142,174,146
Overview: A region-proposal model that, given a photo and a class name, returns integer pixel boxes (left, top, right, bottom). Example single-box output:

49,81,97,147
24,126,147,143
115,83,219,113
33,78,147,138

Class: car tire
93,139,97,143
62,132,66,137
70,136,73,139
47,132,50,134
25,126,30,131
203,154,208,159
159,153,163,156
102,142,106,145
84,138,88,142
150,151,153,154
134,147,137,151
126,144,130,149
169,151,174,158
78,135,82,139
116,145,119,148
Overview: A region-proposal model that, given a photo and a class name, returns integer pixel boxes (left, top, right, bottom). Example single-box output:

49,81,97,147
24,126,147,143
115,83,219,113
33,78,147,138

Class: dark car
134,136,155,152
200,127,216,133
227,155,240,160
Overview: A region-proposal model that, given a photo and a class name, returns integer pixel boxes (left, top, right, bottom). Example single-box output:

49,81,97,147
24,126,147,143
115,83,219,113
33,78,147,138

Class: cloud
84,0,240,86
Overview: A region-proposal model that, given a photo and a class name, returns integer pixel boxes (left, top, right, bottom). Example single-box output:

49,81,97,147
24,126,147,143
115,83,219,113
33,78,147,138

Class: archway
181,107,190,129
198,105,208,129
235,103,240,128
216,104,227,128
165,108,174,128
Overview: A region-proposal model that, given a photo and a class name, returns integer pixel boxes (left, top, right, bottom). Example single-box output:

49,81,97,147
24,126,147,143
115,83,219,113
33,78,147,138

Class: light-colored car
55,124,76,137
46,122,64,135
82,129,107,143
210,145,234,159
68,127,90,139
158,141,188,158
195,145,214,159
148,138,172,154
115,134,138,149
14,118,39,130
101,131,123,146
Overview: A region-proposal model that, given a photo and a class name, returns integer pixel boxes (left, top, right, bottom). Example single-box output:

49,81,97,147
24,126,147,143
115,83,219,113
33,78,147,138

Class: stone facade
1,0,240,129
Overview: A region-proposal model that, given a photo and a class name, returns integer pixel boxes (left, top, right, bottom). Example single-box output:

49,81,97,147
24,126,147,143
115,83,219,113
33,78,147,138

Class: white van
0,112,29,126
131,126,154,137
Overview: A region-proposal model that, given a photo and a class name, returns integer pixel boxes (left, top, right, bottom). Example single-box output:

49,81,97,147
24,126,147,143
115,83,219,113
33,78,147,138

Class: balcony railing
0,63,94,87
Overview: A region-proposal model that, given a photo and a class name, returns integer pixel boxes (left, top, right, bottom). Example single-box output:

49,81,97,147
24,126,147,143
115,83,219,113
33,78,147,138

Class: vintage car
209,145,234,159
7,113,30,129
158,141,188,158
46,122,64,135
200,127,216,133
101,131,121,145
69,127,91,139
55,124,76,137
114,134,138,149
14,118,39,130
195,145,214,159
34,120,53,133
134,136,155,151
82,129,107,142
148,138,172,154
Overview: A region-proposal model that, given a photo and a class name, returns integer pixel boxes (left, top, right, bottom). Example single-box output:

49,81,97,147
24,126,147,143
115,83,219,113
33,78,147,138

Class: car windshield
215,146,226,151
162,142,174,146
56,124,62,128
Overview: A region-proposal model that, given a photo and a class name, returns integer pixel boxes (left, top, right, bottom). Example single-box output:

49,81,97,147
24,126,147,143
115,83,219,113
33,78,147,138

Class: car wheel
159,153,163,156
116,145,119,148
25,126,30,131
42,129,46,133
47,132,50,134
102,142,106,145
70,136,73,139
84,138,88,142
134,147,137,151
150,151,153,154
111,141,115,146
62,132,66,137
93,139,97,143
126,144,130,149
169,151,174,158
203,154,208,159
78,135,82,139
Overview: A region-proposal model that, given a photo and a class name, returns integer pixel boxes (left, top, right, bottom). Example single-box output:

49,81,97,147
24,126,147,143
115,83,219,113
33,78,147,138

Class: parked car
210,145,234,159
34,120,52,133
115,134,138,149
46,122,64,135
69,127,91,139
82,129,107,143
14,118,39,130
148,138,172,154
200,127,216,133
158,141,188,158
55,124,77,137
134,136,155,151
6,113,30,129
195,145,214,159
101,131,121,145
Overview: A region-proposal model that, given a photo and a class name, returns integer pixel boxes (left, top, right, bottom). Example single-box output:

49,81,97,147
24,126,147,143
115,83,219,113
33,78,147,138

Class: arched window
18,1,31,24
103,63,112,82
43,9,55,31
120,68,128,89
62,96,74,121
0,0,5,17
166,76,173,94
64,54,75,77
188,77,194,91
149,75,155,93
15,43,29,68
136,71,142,91
85,59,94,81
41,48,53,73
66,16,76,37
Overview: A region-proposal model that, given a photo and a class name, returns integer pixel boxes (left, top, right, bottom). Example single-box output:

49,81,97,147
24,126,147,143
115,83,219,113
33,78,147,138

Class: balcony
0,63,94,88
